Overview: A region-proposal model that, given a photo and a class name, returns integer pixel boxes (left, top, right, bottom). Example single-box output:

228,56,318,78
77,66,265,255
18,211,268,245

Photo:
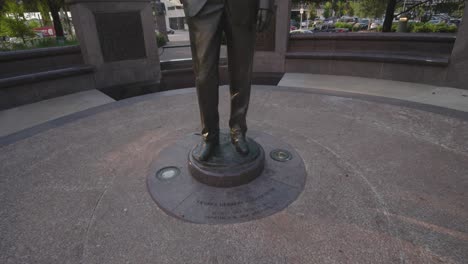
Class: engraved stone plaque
94,12,147,62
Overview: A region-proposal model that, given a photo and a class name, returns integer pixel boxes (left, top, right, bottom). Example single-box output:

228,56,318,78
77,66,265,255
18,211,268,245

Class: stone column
66,0,161,89
447,0,468,89
253,0,291,73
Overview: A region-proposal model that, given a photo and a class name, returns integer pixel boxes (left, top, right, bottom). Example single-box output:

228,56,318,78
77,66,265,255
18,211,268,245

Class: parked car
449,19,462,27
428,19,443,24
316,24,335,32
370,19,382,30
339,16,358,23
290,29,314,35
357,19,370,30
290,25,297,31
334,28,349,33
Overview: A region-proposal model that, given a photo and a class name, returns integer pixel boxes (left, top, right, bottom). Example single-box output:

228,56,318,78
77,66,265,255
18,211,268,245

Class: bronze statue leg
223,3,257,136
186,7,224,142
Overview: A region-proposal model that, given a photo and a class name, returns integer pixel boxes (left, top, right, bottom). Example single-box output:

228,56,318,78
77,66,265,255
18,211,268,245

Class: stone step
0,89,114,137
279,73,468,112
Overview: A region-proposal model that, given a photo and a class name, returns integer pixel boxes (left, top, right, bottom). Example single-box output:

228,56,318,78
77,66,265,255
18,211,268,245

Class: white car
370,22,382,30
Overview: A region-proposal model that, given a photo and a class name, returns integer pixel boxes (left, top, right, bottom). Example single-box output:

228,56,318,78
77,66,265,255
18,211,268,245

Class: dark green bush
0,36,79,51
33,37,56,48
334,22,353,30
352,24,360,32
432,23,457,33
156,32,167,47
411,22,433,32
410,22,457,33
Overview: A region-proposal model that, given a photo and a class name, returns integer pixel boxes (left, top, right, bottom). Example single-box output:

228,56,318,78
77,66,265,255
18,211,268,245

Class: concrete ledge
286,51,449,67
0,71,96,110
0,45,81,62
0,65,94,89
279,73,468,113
286,33,455,87
290,32,457,42
0,46,84,79
160,59,283,90
160,58,228,71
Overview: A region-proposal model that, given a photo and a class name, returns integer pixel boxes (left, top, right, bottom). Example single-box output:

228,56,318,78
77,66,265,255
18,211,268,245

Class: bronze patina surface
182,0,273,161
189,132,265,188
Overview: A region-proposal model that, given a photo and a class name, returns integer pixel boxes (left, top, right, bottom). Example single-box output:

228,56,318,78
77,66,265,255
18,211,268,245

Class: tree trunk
38,2,52,26
48,1,64,40
383,0,397,32
63,6,73,37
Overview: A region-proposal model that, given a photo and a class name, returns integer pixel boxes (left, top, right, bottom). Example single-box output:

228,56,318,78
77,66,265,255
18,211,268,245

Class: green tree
323,1,332,18
1,0,35,43
23,0,65,42
46,0,65,42
345,1,354,17
357,0,387,18
308,2,317,21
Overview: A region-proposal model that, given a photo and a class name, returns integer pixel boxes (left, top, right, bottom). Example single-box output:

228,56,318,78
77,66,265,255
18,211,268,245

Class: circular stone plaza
1,0,468,263
1,84,467,263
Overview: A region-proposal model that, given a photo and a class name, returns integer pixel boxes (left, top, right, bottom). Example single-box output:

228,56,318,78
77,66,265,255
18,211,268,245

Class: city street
168,30,190,43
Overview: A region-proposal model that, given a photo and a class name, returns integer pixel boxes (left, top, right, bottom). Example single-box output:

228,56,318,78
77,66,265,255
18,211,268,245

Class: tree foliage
11,0,66,40
0,0,36,42
355,0,387,18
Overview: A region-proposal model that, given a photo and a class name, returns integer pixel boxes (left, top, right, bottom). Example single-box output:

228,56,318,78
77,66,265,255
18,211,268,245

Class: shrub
33,37,56,48
410,22,458,33
411,22,433,33
156,32,167,47
375,24,397,32
352,23,363,32
433,23,457,33
334,22,353,30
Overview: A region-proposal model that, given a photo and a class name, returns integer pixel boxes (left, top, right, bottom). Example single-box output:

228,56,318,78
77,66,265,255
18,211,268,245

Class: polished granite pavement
1,85,467,264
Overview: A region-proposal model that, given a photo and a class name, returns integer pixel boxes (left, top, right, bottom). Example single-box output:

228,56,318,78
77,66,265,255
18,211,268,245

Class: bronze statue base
189,132,265,188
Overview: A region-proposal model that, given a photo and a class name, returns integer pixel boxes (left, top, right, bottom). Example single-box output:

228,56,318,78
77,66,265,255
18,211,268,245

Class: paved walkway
279,73,468,112
0,90,114,137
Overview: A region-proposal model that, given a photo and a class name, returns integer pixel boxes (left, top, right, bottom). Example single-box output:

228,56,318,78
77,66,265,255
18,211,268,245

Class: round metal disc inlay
156,167,180,181
270,149,293,162
147,131,307,224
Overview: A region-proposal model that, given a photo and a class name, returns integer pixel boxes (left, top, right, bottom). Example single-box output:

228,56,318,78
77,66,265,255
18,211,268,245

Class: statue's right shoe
196,139,218,162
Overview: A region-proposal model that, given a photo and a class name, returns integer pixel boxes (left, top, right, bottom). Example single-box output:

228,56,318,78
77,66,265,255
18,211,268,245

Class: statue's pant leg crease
187,9,224,142
224,2,258,136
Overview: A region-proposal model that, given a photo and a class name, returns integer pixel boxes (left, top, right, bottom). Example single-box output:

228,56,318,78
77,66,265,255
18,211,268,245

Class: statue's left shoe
231,131,249,156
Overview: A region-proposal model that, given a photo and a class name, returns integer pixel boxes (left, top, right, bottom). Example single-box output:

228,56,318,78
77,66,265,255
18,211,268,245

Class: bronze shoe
231,132,249,156
196,131,219,161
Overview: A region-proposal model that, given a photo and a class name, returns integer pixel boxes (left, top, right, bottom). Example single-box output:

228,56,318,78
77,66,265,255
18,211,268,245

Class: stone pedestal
66,0,161,89
253,0,290,73
188,132,265,188
447,0,468,89
147,131,306,224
